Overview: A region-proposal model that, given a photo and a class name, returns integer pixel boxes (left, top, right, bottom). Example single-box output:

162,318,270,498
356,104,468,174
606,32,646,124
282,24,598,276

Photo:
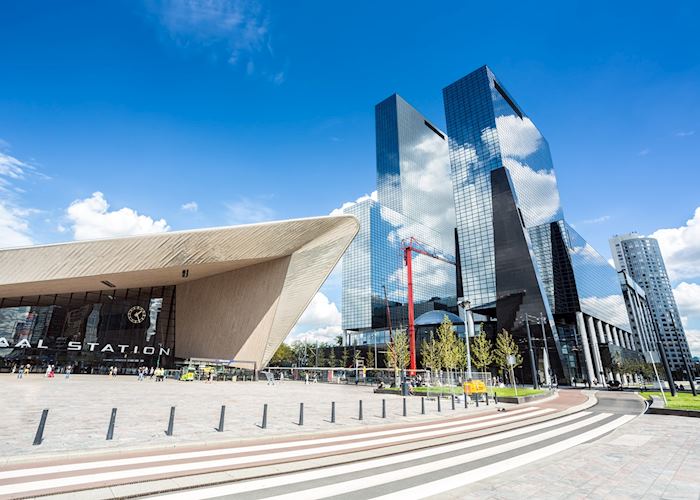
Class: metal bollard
261,403,268,429
437,396,441,412
421,397,425,414
217,405,226,432
298,402,304,426
382,399,386,418
358,400,363,420
475,394,480,407
33,409,49,445
331,401,336,423
403,397,407,416
106,408,117,440
464,393,468,408
451,394,455,410
486,393,490,406
494,393,499,404
166,406,175,436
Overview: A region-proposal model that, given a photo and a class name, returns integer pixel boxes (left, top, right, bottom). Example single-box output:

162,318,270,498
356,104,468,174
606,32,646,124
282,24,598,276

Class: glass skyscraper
342,67,643,385
342,95,457,345
611,233,693,376
443,66,637,385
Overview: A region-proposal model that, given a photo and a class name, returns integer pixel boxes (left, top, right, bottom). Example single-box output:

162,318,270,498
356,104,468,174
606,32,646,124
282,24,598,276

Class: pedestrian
208,370,214,383
24,363,30,377
65,364,72,379
45,364,51,378
16,363,23,380
149,366,155,379
305,372,309,385
11,364,17,375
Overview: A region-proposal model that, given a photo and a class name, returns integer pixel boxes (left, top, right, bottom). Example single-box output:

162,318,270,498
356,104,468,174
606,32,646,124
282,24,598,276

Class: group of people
11,363,31,379
135,366,166,381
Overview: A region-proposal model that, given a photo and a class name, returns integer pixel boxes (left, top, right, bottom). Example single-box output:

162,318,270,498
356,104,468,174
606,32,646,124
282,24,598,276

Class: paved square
0,373,494,462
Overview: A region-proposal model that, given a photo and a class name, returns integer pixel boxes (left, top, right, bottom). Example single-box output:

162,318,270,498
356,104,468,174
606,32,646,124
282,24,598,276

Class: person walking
65,364,72,380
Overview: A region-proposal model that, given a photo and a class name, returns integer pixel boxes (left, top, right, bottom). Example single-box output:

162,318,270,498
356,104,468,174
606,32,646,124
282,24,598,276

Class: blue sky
1,1,699,352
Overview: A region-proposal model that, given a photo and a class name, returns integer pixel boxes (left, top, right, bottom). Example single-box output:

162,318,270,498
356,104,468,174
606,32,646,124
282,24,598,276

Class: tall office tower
376,94,456,251
443,66,635,385
342,95,457,347
610,233,693,375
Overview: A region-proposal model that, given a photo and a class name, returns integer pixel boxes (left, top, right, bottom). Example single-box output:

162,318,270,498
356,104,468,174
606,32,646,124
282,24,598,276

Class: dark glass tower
443,66,635,385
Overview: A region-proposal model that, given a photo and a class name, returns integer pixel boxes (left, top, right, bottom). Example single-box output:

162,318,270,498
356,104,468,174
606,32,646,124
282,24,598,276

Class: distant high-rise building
610,233,693,375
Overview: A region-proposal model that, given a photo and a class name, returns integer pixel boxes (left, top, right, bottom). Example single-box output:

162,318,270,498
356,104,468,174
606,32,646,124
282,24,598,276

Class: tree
327,347,337,368
494,329,522,384
353,349,363,367
366,348,376,370
454,339,468,370
436,315,459,371
341,347,350,367
421,333,441,372
335,335,343,346
269,343,295,367
385,329,410,371
471,329,493,373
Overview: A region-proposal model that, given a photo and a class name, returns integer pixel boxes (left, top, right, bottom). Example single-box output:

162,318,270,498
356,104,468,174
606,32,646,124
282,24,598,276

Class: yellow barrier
463,380,486,394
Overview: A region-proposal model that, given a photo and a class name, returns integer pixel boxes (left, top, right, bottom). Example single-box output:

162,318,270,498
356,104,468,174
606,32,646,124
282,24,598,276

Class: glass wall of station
0,286,176,373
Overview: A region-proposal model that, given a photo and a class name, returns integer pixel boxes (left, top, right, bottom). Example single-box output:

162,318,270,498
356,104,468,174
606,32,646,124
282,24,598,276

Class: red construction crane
402,237,456,373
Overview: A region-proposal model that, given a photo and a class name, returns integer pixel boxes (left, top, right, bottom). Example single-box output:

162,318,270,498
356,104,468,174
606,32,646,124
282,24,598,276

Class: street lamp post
458,298,473,379
658,340,676,397
523,316,539,390
538,313,552,387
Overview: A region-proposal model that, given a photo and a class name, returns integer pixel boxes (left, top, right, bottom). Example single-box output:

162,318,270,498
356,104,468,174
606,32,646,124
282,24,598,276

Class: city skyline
1,1,699,354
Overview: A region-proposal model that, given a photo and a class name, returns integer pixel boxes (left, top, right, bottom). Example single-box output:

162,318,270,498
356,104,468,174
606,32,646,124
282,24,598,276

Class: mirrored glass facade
442,66,636,383
341,200,456,332
342,65,638,383
0,287,175,372
343,95,457,339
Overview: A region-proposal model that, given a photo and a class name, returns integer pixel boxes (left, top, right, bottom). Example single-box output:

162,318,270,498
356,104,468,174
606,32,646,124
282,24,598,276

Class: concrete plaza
441,413,700,500
0,373,500,463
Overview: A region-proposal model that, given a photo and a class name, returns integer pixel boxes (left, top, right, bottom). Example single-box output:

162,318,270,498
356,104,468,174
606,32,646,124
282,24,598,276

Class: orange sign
463,380,486,394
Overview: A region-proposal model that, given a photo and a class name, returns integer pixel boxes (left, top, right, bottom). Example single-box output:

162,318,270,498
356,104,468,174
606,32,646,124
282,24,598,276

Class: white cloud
66,192,169,240
583,215,611,224
148,0,275,75
638,148,650,156
287,292,342,343
0,203,32,248
674,282,700,318
225,197,275,225
650,207,700,281
676,130,695,137
0,148,44,248
181,201,198,212
503,157,561,227
393,132,456,251
494,115,543,158
580,294,631,331
330,191,377,217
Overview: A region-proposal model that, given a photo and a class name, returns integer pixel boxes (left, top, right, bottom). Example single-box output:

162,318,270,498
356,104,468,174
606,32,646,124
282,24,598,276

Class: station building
0,216,358,373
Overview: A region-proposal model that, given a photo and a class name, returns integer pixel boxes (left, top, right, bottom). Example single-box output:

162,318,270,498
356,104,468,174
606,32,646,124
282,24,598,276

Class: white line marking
261,412,613,500
372,414,636,500
0,408,556,496
150,411,593,500
0,406,542,480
